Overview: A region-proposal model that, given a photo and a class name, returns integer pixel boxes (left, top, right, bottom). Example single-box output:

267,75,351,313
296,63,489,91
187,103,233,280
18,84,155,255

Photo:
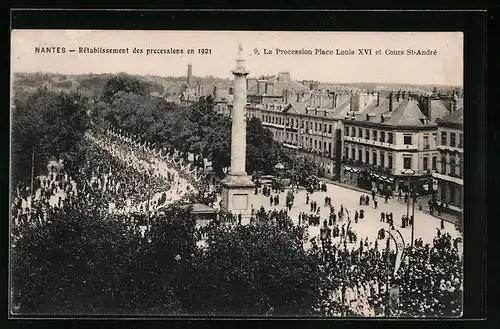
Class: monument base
220,174,255,219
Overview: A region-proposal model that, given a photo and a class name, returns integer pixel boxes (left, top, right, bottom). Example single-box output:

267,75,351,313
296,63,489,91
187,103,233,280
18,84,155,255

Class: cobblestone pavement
235,182,462,252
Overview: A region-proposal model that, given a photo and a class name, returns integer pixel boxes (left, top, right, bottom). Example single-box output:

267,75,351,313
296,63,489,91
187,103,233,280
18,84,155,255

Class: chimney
331,92,336,109
389,92,393,112
396,90,400,102
453,98,457,112
324,110,327,116
265,82,274,95
377,93,380,107
350,94,360,112
296,91,300,102
318,95,323,108
229,87,233,95
381,114,384,123
420,96,432,119
306,108,309,115
257,80,266,94
213,85,218,97
187,64,192,86
366,113,369,121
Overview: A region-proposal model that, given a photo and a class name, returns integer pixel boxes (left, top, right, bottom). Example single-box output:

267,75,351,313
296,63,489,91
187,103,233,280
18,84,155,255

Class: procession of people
10,122,463,318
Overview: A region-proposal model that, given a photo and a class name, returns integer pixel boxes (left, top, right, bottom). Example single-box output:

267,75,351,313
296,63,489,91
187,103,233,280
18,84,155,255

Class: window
441,156,447,174
328,124,332,134
458,157,463,177
365,129,370,139
351,128,355,137
324,141,327,151
301,121,304,129
365,150,370,163
373,130,378,141
388,132,394,144
450,157,456,175
380,131,385,142
345,146,349,158
423,157,429,171
324,124,327,133
423,135,429,149
403,135,413,145
315,122,318,131
372,151,377,166
432,156,437,170
319,141,322,150
433,133,437,146
329,142,332,155
314,140,317,149
358,128,363,138
403,156,412,169
358,149,363,162
380,151,385,167
450,133,456,147
441,131,447,146
351,147,355,159
459,133,463,148
388,153,393,169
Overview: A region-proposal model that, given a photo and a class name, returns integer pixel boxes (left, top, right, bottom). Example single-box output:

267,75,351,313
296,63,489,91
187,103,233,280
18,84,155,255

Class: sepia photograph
10,29,464,318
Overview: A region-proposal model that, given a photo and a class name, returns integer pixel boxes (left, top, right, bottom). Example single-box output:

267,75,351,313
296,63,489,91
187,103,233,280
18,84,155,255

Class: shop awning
432,172,463,186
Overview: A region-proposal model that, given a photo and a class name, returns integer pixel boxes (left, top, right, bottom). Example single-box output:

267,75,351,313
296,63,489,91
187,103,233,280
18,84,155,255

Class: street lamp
401,168,416,249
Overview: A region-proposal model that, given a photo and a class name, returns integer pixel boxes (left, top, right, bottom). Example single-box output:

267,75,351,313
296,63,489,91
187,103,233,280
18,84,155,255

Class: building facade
434,106,463,209
341,92,449,195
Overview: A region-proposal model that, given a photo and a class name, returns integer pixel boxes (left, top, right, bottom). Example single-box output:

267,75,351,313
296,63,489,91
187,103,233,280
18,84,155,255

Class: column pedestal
220,174,254,219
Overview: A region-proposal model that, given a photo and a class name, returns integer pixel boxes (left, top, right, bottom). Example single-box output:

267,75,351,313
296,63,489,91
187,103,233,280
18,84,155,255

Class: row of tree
92,74,286,177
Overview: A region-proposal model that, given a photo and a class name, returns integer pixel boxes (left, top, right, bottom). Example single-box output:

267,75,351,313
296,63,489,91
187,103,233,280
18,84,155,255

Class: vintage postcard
10,30,464,317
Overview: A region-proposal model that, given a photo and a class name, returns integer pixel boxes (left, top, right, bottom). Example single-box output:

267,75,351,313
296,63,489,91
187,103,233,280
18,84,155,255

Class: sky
11,30,463,86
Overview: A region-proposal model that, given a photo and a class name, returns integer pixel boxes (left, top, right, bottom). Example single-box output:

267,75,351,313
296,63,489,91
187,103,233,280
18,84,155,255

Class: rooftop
347,98,438,127
437,106,464,126
179,203,217,214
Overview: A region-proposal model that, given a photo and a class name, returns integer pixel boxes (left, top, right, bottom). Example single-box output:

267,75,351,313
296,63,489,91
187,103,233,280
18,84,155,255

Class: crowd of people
11,121,463,318
11,126,204,241
244,178,463,317
313,228,463,317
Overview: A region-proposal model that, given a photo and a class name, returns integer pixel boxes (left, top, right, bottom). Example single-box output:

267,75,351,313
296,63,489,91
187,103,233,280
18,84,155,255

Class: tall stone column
220,45,255,219
230,55,249,176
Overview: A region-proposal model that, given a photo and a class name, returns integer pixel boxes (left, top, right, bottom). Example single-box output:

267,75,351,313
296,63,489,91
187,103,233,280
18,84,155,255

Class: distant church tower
187,64,193,86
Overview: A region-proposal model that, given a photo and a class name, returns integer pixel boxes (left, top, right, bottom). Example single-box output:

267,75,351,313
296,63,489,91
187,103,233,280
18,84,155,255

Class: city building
434,105,463,210
340,91,451,194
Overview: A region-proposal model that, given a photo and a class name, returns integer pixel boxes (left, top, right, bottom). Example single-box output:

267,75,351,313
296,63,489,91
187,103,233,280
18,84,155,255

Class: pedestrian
441,218,445,230
306,193,309,204
374,199,378,209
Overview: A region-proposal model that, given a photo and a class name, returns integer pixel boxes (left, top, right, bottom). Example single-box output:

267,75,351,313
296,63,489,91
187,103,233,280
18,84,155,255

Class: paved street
240,182,462,251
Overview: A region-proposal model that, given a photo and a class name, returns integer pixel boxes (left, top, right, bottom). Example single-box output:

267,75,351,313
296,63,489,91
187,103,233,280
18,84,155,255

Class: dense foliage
12,198,322,315
11,88,90,184
91,74,283,177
